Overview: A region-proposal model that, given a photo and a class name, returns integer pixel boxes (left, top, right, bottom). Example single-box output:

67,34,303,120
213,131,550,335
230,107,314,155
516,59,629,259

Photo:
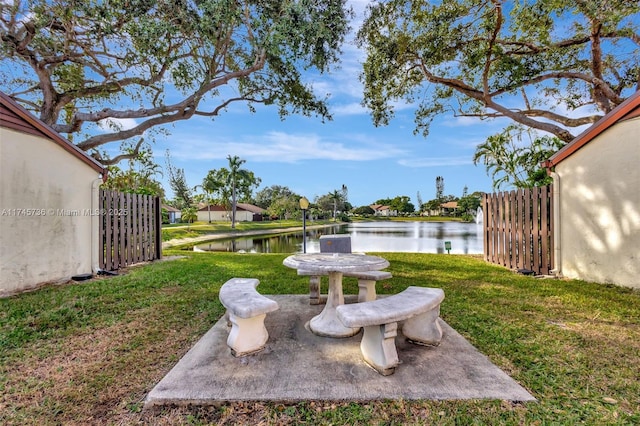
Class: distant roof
236,203,266,214
545,90,640,168
370,204,392,211
161,204,181,212
0,91,106,177
197,205,234,212
441,201,458,209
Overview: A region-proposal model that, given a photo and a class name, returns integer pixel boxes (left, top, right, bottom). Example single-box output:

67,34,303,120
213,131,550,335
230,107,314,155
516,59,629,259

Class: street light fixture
299,196,309,253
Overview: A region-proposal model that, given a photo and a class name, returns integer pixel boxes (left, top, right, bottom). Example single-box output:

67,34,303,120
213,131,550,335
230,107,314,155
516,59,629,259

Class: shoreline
162,223,339,250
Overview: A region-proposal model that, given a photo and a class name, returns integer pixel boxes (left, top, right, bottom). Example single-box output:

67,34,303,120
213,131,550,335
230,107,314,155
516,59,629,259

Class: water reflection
193,227,339,253
193,221,483,254
347,221,483,254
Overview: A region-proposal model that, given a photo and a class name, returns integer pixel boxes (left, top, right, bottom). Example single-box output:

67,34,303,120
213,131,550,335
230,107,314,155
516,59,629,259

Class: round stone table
283,253,390,337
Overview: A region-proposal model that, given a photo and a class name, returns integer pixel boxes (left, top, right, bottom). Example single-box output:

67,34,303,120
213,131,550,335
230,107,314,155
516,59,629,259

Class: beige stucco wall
555,116,640,288
0,128,102,296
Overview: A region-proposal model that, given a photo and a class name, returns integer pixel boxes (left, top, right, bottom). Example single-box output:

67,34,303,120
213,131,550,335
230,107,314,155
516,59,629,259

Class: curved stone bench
298,269,392,304
336,286,444,375
219,278,279,357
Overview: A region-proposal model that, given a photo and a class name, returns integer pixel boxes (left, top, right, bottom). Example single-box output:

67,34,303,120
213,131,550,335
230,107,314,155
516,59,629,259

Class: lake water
193,221,484,254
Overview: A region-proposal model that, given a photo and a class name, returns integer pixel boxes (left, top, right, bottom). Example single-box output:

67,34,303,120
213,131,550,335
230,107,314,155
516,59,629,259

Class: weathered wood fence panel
99,189,161,271
482,186,554,275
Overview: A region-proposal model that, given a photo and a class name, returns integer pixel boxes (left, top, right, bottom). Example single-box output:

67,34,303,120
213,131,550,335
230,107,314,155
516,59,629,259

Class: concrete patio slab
145,295,535,406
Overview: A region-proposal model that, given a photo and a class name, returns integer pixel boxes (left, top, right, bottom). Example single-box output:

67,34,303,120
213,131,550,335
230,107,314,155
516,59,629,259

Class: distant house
543,90,640,289
236,203,266,222
440,201,459,216
370,204,397,217
196,203,265,222
1,92,107,297
161,204,181,224
423,201,459,217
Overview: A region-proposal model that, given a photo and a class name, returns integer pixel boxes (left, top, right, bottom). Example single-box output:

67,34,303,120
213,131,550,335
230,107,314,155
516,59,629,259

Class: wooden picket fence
482,186,554,275
99,189,161,271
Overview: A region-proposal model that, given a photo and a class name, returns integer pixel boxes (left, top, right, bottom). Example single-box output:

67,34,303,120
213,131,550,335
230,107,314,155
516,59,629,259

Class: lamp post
299,196,309,253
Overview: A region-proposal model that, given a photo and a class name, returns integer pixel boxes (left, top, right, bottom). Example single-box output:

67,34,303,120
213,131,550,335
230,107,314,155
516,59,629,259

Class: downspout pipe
550,171,562,277
543,160,562,278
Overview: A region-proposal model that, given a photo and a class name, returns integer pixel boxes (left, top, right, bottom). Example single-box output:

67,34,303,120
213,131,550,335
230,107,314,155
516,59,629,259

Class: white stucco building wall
1,94,105,297
547,94,640,289
197,208,253,223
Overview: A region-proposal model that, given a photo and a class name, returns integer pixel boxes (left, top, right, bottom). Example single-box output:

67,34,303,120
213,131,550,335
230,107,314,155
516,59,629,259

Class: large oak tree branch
2,0,350,164
415,58,579,141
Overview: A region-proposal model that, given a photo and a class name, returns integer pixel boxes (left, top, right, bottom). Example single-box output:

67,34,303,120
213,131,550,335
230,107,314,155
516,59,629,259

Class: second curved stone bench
336,286,445,375
219,278,279,357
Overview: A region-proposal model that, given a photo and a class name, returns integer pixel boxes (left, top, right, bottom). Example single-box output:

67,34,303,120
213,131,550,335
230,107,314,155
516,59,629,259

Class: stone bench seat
219,278,279,357
336,286,444,375
298,269,392,304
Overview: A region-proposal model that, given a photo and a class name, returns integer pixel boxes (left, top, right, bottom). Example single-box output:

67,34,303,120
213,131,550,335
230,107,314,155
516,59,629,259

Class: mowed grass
1,252,639,425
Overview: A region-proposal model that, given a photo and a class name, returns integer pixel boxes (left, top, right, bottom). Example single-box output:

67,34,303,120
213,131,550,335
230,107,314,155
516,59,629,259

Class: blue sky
149,1,502,208
5,1,636,208
158,94,502,208
85,0,637,209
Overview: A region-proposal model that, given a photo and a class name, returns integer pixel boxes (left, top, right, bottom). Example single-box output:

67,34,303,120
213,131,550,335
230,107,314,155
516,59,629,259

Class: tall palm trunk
231,182,237,229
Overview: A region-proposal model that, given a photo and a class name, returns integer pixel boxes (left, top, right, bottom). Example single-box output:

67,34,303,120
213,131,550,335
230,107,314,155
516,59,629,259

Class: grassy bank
162,220,337,242
1,252,638,425
387,216,463,222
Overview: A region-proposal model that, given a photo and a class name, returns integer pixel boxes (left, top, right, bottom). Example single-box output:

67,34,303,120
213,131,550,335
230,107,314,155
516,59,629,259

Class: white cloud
398,156,473,168
169,131,407,163
97,117,138,132
332,102,367,115
442,116,484,127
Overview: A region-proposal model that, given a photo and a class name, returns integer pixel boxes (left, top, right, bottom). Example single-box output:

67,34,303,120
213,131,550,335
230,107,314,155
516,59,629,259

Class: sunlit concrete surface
146,295,535,406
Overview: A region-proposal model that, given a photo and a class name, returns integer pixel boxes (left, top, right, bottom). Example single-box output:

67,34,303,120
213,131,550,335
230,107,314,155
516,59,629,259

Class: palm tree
181,206,197,230
329,190,341,221
473,125,564,189
226,155,251,229
199,170,225,223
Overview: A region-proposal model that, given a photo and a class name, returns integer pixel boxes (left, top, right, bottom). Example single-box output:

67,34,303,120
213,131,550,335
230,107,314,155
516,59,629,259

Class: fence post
154,196,162,260
482,193,490,262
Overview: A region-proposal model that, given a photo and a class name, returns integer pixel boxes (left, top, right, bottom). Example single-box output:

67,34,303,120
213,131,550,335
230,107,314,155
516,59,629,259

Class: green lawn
1,252,638,425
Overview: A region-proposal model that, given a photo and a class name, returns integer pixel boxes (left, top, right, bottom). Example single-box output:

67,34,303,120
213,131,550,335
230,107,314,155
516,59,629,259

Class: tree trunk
231,184,237,229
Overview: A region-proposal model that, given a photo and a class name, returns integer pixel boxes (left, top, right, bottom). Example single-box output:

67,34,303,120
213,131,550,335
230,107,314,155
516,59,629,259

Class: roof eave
545,90,640,170
0,92,107,180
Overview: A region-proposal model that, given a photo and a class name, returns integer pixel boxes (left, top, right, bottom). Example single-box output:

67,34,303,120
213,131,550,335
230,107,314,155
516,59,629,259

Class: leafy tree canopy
254,185,298,210
458,191,482,216
358,0,640,142
201,164,260,205
165,151,192,209
101,147,164,197
1,0,351,164
353,205,375,215
375,196,414,213
315,185,348,220
267,194,301,220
